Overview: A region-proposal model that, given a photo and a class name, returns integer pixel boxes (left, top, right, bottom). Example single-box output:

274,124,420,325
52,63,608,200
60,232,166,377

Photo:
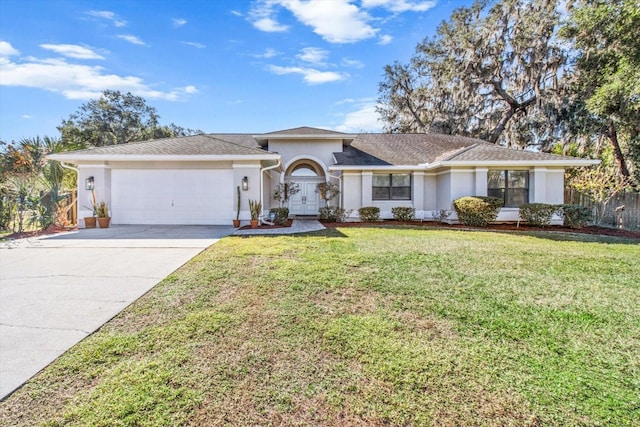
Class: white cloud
86,10,127,27
341,57,364,68
0,41,20,56
253,17,289,32
296,47,328,65
0,54,197,101
267,65,346,84
253,48,279,58
40,44,105,60
22,114,32,119
117,34,147,46
361,0,436,13
378,34,393,45
335,99,382,132
281,0,378,43
231,10,243,17
173,18,187,27
182,41,206,48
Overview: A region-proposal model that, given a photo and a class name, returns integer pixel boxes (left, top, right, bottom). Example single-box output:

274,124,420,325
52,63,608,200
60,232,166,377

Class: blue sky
0,0,472,143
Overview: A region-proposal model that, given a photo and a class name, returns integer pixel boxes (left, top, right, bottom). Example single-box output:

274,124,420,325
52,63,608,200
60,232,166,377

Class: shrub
519,203,560,227
453,196,502,227
269,207,289,225
319,206,351,222
358,206,380,222
391,207,415,221
559,204,592,229
431,209,452,222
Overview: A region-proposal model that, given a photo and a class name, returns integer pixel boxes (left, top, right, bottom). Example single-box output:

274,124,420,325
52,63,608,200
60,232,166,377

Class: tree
378,0,567,150
560,0,640,185
58,90,202,147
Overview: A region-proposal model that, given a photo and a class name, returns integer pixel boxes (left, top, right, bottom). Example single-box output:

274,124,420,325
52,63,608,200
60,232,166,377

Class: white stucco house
49,126,598,227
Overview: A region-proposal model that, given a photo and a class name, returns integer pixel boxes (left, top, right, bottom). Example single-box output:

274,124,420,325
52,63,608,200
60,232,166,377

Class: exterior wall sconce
242,176,249,191
85,176,95,191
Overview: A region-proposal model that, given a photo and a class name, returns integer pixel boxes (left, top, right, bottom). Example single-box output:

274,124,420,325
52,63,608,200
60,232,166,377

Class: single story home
49,126,598,227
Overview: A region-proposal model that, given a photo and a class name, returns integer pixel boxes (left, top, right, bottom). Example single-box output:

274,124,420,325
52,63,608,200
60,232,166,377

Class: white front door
289,181,321,215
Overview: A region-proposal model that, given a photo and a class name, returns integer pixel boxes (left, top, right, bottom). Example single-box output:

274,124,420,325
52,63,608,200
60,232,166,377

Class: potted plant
83,190,98,228
249,199,261,228
96,201,110,228
233,185,241,227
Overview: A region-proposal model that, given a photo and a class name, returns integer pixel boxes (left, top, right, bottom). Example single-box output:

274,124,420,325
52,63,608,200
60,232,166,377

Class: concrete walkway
233,219,325,236
0,225,234,400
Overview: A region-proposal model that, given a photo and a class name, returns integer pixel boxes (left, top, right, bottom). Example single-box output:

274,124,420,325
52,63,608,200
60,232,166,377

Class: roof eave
427,159,600,169
329,165,424,171
47,154,281,162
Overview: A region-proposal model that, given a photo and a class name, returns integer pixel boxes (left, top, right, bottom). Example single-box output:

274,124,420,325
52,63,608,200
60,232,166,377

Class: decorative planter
84,217,97,229
250,220,259,228
97,217,111,228
233,219,241,228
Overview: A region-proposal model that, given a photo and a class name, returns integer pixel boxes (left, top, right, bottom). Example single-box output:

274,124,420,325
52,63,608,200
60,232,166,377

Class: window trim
487,170,529,207
372,173,412,201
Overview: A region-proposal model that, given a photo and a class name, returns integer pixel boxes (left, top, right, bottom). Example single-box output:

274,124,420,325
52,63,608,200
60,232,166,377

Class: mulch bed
238,218,294,230
2,225,78,241
320,220,640,240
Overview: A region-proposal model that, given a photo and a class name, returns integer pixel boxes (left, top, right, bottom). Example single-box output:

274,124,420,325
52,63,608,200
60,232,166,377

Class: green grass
1,228,639,426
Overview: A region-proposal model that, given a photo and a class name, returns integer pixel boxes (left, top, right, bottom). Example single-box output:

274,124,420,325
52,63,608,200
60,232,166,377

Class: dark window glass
487,170,529,207
373,174,411,200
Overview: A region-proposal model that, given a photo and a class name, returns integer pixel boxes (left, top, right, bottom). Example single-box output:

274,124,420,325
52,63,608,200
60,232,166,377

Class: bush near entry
453,196,502,227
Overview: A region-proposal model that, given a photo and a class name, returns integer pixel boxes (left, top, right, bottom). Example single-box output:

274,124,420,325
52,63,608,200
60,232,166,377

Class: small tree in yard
568,164,630,224
273,182,300,207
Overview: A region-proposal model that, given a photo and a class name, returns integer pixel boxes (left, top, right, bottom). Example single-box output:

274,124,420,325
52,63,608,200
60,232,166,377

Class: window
487,170,529,207
373,174,411,200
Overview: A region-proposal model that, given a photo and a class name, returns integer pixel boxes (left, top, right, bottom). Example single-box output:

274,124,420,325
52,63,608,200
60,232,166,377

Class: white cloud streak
267,65,347,84
182,41,206,49
40,44,105,60
361,0,437,13
117,34,147,46
0,41,20,56
86,10,127,27
173,18,187,27
0,43,196,101
296,47,328,65
335,99,382,132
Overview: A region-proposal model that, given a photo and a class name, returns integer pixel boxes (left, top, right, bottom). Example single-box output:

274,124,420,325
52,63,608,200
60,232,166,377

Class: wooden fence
564,188,640,230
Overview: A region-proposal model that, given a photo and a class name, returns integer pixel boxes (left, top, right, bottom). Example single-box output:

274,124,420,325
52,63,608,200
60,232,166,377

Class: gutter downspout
260,158,281,225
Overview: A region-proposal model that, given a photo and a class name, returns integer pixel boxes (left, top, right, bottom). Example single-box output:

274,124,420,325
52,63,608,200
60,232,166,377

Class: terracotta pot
250,220,259,228
84,217,97,229
233,219,241,228
97,217,111,228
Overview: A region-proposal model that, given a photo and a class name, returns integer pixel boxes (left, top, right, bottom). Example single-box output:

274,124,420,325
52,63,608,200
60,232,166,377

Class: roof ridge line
203,134,270,154
440,143,482,161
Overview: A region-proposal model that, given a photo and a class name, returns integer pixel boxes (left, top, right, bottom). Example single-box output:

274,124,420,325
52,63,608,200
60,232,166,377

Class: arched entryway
285,159,325,216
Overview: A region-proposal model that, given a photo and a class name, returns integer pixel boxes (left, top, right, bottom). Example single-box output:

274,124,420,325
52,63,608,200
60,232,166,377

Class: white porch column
475,167,488,196
532,167,547,203
361,171,373,207
413,171,425,214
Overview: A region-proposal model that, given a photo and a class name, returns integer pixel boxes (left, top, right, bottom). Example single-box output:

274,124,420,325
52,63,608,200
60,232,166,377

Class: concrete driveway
0,225,235,400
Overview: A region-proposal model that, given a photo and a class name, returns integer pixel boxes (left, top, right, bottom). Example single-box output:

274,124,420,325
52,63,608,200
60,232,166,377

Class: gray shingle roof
336,133,481,165
55,134,268,156
263,126,349,136
443,143,584,162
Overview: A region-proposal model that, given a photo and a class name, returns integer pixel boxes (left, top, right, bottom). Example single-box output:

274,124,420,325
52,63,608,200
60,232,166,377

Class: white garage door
111,169,233,225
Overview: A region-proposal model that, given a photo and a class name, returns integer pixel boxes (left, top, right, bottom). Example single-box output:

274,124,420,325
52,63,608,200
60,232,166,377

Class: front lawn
1,228,638,426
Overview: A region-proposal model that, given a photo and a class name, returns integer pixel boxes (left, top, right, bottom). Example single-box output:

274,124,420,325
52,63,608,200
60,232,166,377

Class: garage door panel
111,169,232,225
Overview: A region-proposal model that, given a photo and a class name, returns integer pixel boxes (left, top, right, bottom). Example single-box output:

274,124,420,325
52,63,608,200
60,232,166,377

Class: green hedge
559,204,592,229
453,196,502,227
519,203,559,227
268,207,289,225
319,206,351,222
358,206,380,222
391,207,415,221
